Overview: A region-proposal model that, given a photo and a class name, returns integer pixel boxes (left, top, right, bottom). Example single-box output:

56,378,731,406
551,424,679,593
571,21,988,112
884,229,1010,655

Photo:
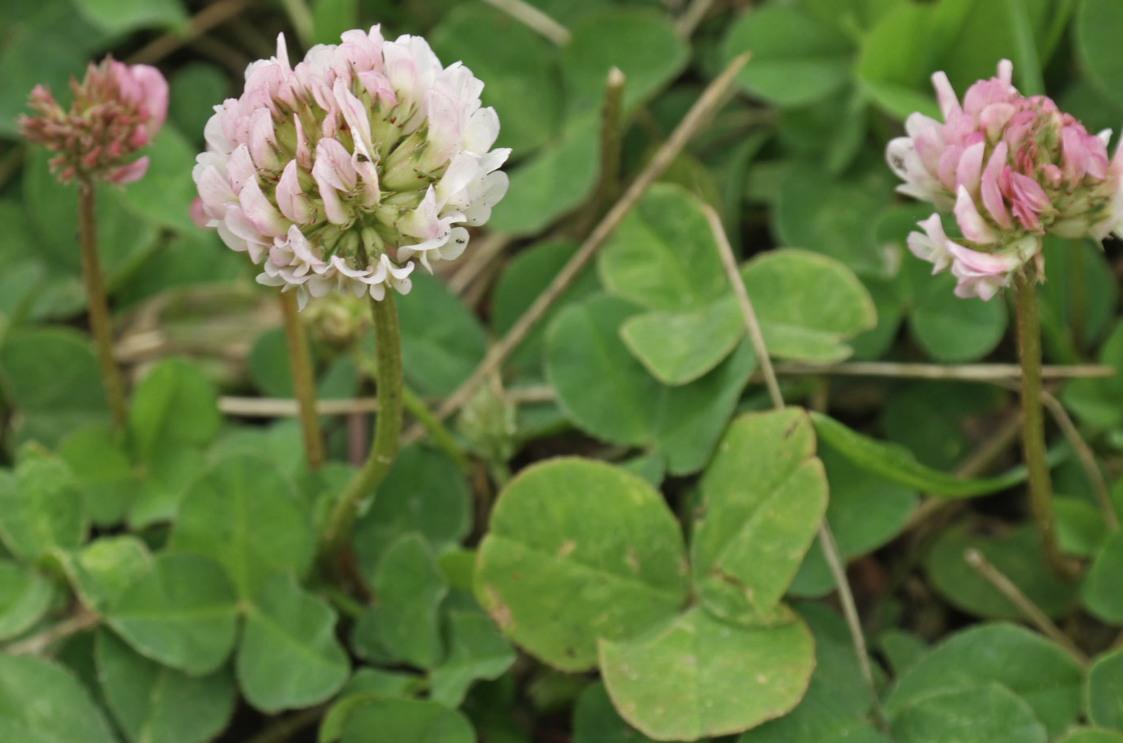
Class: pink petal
249,108,279,169
332,78,373,161
954,185,998,245
312,138,357,192
227,145,256,194
956,141,985,194
908,214,954,273
106,157,149,184
189,197,210,229
1009,171,1052,214
239,177,289,236
980,142,1012,230
276,160,312,223
931,71,961,120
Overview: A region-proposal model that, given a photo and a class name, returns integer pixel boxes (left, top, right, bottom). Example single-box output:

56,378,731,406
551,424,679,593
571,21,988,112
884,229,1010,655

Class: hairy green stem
1014,270,1078,580
318,292,403,567
278,289,324,470
77,181,127,429
592,67,626,220
351,350,470,474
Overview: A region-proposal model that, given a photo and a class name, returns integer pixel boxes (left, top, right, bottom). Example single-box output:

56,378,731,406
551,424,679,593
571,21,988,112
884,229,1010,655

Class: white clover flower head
192,27,510,309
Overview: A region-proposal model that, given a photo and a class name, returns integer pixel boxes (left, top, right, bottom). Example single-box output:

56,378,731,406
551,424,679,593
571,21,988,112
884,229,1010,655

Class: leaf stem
126,0,254,65
1014,270,1079,580
77,180,128,429
318,292,403,568
278,289,324,470
703,204,887,731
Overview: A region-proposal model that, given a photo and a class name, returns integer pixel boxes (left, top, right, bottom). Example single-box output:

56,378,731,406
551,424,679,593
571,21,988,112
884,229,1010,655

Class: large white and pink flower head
193,27,510,309
887,60,1123,300
19,56,168,185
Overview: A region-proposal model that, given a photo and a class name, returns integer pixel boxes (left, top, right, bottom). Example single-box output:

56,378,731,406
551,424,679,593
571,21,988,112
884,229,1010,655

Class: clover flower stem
703,204,887,732
571,67,626,238
77,181,127,429
1014,270,1080,580
592,68,626,221
351,350,470,474
318,291,403,568
278,288,324,470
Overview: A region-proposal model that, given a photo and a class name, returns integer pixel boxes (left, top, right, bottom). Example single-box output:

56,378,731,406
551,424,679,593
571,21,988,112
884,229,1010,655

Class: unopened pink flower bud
19,56,167,185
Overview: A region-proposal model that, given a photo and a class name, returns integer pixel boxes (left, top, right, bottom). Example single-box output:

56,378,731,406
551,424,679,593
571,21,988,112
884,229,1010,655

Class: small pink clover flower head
887,59,1123,300
193,27,510,310
18,56,168,185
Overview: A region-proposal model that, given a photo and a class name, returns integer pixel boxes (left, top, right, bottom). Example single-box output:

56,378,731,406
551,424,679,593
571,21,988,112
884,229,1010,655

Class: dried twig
3,609,99,656
478,0,571,45
447,233,513,297
220,396,380,416
676,0,719,37
416,53,751,439
903,410,1024,533
703,203,887,732
128,0,255,65
770,361,1113,381
964,548,1088,667
994,380,1118,531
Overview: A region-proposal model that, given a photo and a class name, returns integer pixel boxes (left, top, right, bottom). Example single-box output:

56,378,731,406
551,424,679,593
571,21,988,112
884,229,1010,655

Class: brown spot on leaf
625,546,640,573
484,585,513,630
558,540,576,557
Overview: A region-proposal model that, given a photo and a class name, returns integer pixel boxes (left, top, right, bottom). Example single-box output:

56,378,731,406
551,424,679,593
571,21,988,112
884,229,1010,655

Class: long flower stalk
350,348,469,473
21,57,168,428
278,288,324,469
318,290,403,566
77,181,127,428
1014,269,1078,580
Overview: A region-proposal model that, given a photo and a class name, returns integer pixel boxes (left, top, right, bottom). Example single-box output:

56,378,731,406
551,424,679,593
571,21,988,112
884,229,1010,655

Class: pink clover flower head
18,56,168,185
193,28,511,310
887,60,1123,300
